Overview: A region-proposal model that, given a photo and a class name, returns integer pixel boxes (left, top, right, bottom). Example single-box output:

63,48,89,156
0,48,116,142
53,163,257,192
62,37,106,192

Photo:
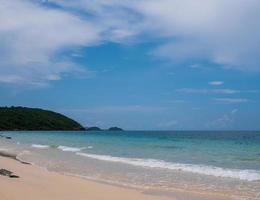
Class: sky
0,0,260,130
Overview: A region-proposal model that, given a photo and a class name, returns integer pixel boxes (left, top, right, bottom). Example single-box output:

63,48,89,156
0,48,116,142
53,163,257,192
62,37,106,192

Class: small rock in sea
0,135,12,139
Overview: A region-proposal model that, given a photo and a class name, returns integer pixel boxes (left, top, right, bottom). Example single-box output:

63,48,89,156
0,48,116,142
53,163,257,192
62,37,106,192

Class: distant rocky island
86,126,123,131
108,127,123,131
0,107,85,131
85,126,102,131
0,106,123,131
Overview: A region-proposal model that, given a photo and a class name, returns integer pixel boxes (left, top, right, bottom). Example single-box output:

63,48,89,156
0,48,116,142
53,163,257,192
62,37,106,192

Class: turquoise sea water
1,131,260,199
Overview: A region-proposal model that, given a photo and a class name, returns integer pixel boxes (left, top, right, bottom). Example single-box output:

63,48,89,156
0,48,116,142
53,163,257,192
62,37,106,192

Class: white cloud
0,0,101,85
209,81,224,86
136,0,260,71
2,0,260,86
157,120,178,129
189,64,202,69
61,105,166,114
231,109,238,114
176,88,257,94
176,88,240,94
213,98,249,104
51,0,260,71
170,99,189,103
207,109,238,128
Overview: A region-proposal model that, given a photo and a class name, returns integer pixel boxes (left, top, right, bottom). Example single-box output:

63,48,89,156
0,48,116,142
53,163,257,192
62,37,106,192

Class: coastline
1,131,258,200
0,154,234,200
0,156,173,200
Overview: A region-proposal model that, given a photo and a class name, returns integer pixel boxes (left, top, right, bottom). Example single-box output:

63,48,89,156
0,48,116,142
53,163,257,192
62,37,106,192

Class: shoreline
0,155,173,200
2,130,256,200
0,152,233,200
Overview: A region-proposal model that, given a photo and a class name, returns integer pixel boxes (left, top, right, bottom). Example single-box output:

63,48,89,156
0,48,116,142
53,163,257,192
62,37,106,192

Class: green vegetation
0,107,85,131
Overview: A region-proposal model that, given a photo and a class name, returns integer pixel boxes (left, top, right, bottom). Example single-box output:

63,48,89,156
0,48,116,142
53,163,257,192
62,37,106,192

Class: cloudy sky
1,0,260,130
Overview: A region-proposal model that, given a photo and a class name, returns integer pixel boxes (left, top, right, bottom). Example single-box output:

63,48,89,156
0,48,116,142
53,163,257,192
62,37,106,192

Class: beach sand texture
0,156,175,200
0,155,234,200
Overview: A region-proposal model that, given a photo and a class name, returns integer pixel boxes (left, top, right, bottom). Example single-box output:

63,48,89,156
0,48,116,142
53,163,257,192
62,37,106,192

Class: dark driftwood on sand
0,168,12,176
0,169,19,178
0,151,21,178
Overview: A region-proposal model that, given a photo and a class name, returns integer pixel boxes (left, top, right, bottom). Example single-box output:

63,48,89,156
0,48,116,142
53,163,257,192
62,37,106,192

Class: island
85,126,102,131
108,127,123,131
0,106,85,131
85,126,124,131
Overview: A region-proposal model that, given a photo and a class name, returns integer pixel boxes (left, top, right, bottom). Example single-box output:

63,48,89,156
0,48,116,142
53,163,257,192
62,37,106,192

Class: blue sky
0,0,260,130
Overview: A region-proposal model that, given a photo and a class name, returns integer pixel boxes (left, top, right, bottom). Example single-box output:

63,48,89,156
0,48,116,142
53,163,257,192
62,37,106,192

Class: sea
0,131,260,199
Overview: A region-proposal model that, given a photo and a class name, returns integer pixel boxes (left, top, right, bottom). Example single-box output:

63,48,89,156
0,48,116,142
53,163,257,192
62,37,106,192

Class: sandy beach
0,154,238,200
0,156,175,200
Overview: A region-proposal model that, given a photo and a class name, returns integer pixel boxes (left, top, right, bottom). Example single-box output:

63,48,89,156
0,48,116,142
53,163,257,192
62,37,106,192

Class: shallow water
1,131,260,199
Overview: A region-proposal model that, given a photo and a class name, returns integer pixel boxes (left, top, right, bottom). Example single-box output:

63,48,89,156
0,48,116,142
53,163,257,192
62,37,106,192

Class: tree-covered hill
0,107,85,131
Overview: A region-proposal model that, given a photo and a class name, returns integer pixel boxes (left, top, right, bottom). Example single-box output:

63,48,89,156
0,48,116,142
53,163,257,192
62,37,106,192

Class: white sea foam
58,145,85,152
87,146,93,149
31,144,50,149
76,153,260,181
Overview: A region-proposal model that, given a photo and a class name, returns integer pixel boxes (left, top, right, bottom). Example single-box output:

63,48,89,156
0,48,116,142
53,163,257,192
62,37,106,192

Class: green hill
0,107,85,131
